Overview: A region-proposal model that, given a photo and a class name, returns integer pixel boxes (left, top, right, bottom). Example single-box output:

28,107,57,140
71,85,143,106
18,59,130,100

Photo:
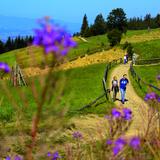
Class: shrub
122,41,130,50
107,29,122,47
122,41,134,58
127,43,134,58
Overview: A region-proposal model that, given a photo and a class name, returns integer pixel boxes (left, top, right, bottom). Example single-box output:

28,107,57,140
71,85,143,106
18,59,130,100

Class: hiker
132,53,136,64
119,74,129,104
124,55,127,64
111,76,119,102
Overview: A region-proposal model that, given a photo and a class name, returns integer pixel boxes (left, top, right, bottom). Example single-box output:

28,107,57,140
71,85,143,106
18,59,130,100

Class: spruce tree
0,40,5,54
5,37,12,52
144,14,151,29
80,14,89,37
156,14,160,27
92,14,106,36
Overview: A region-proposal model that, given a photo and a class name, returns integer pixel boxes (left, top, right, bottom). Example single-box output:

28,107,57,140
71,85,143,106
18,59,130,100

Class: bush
122,41,130,50
107,29,122,47
127,43,134,58
122,41,134,58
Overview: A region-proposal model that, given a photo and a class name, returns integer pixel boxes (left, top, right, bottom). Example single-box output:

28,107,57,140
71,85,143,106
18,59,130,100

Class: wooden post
10,62,27,87
13,62,17,86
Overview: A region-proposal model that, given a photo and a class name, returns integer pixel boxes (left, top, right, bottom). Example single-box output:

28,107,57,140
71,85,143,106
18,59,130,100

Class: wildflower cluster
106,136,140,156
47,151,61,160
5,155,23,160
144,92,160,103
111,107,132,120
72,131,83,139
33,18,77,56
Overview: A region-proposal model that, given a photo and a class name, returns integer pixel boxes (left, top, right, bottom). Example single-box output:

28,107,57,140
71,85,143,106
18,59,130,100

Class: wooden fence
135,58,160,65
10,63,27,86
130,62,160,93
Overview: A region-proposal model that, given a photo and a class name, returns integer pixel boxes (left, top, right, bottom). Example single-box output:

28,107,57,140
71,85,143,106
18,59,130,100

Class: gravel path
109,62,149,137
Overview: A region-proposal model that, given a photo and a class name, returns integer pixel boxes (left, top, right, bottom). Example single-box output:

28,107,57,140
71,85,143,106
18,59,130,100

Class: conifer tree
80,14,89,37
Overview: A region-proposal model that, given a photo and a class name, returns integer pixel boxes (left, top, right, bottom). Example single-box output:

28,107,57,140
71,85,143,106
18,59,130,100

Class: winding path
109,62,149,137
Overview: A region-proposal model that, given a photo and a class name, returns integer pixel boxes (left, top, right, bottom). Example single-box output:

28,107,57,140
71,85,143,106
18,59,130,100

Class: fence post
102,78,108,100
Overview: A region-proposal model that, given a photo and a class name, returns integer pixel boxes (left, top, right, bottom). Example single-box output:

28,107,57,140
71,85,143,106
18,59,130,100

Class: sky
0,0,160,24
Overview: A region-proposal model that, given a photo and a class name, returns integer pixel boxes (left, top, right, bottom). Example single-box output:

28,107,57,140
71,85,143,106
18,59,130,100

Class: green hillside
133,39,160,59
0,28,160,68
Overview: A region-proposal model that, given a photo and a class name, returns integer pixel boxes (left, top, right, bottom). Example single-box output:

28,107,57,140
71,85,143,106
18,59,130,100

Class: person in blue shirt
119,74,129,104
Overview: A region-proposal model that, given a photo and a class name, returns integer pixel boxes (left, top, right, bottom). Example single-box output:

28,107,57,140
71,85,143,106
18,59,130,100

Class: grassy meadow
133,39,160,60
0,62,112,123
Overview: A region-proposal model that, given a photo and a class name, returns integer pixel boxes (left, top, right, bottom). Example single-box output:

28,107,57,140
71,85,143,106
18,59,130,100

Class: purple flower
0,62,10,73
72,131,83,139
33,18,77,56
157,97,160,103
112,138,126,156
157,75,160,80
150,92,157,99
14,156,23,160
6,157,11,160
144,92,158,101
47,152,52,157
104,115,111,120
112,108,121,118
52,152,61,160
47,151,61,160
129,137,140,150
106,139,112,145
122,108,132,120
60,48,69,56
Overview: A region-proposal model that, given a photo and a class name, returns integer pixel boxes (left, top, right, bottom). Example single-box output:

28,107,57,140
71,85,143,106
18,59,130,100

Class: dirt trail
64,62,150,141
109,62,149,137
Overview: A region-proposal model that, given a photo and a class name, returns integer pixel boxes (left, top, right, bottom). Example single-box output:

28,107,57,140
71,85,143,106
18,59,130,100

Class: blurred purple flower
14,156,23,160
104,115,111,120
112,138,126,156
106,139,112,145
157,75,160,80
0,62,10,73
157,97,160,103
5,156,23,160
144,92,157,101
52,152,61,160
122,108,132,120
112,108,121,118
129,137,140,150
47,152,52,157
33,18,77,55
47,151,61,160
72,131,83,139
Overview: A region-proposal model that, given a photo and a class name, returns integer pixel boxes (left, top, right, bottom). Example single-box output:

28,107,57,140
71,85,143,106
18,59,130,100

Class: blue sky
0,0,160,24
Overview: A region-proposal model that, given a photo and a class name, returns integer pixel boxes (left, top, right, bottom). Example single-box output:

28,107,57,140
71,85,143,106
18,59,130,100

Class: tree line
128,14,160,30
0,36,33,54
75,11,160,38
